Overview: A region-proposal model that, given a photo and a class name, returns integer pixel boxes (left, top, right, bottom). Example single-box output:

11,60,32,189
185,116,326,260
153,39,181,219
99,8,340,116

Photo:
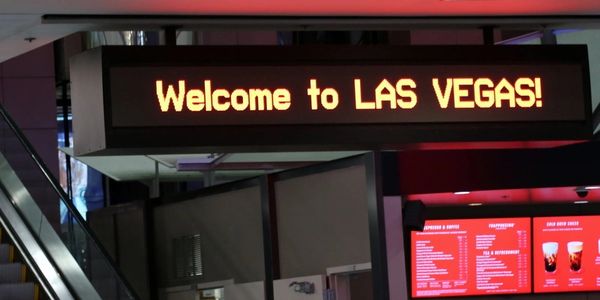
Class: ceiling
2,0,600,61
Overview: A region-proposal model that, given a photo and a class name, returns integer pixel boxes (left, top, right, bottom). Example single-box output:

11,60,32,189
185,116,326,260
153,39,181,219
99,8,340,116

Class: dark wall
0,45,59,226
393,142,600,195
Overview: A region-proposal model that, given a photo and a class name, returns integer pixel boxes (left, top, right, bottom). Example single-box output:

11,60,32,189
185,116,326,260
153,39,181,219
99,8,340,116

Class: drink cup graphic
543,242,558,273
568,241,583,272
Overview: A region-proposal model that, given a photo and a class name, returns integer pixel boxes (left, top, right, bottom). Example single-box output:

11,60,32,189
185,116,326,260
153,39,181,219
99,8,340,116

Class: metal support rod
260,175,279,300
482,26,495,45
104,176,111,207
163,26,179,46
541,29,557,45
203,171,215,187
150,161,160,198
593,102,600,134
365,152,390,300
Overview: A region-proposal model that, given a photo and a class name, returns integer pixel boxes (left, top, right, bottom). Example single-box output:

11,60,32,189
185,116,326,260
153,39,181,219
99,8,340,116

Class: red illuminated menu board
534,216,600,293
411,218,531,298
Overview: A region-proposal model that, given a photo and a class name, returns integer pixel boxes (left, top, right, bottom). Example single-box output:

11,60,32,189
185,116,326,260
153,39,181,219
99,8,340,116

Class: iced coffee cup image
568,241,583,272
543,242,559,273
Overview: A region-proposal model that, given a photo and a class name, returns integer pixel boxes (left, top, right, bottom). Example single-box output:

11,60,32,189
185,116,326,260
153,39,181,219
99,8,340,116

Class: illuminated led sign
152,76,541,112
70,45,592,155
110,65,580,127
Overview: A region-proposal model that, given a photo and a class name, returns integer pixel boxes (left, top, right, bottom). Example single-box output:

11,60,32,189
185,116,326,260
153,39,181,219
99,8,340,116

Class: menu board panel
534,216,600,293
411,218,531,298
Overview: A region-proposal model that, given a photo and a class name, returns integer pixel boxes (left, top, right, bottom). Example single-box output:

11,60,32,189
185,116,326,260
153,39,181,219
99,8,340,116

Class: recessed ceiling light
585,186,600,190
574,200,589,204
454,191,471,195
468,202,483,206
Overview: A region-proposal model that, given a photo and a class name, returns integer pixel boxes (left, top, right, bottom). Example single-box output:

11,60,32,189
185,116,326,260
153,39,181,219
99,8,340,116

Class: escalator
0,224,45,300
0,104,138,299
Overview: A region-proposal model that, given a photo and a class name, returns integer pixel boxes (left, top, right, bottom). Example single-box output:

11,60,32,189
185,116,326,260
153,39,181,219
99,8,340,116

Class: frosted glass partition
274,165,371,278
153,185,265,287
273,163,374,300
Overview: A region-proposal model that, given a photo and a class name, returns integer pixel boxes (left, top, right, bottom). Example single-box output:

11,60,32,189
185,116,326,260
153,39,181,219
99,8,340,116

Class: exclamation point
535,77,543,107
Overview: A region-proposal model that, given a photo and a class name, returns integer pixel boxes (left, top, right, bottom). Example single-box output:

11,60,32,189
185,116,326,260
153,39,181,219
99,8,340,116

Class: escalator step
21,264,26,283
0,263,23,283
0,282,35,300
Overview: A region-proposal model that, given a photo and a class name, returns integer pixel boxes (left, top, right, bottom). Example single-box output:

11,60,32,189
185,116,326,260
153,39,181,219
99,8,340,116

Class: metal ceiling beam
176,161,317,171
42,14,600,31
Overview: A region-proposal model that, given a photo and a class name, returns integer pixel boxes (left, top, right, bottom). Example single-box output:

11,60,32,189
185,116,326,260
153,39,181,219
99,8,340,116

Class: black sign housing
70,45,592,155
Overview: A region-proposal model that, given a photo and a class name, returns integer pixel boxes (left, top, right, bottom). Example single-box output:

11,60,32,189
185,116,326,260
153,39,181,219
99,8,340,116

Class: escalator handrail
0,104,140,300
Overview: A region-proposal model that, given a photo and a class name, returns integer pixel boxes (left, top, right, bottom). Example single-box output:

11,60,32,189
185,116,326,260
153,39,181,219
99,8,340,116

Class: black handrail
0,104,140,300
